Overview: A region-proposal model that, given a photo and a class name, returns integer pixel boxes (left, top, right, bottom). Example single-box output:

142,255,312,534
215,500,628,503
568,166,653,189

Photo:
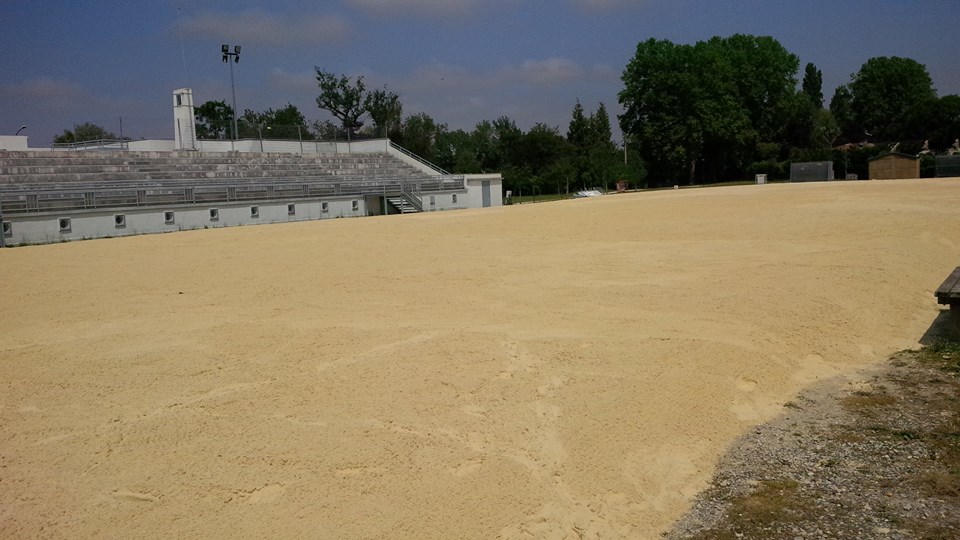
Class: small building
868,152,919,180
462,174,503,208
790,161,834,182
935,155,960,178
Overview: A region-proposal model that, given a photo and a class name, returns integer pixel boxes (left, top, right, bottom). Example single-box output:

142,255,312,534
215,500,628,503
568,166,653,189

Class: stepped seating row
0,150,425,188
0,155,403,168
0,166,416,183
1,149,392,160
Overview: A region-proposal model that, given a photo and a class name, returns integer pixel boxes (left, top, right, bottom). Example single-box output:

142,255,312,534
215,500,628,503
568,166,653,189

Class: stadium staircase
386,196,419,214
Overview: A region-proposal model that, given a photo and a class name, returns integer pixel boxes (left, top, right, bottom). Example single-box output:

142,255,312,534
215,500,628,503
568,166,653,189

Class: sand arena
1,179,958,538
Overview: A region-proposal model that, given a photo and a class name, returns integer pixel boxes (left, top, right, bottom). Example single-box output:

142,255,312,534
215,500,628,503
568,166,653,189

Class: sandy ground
1,179,958,539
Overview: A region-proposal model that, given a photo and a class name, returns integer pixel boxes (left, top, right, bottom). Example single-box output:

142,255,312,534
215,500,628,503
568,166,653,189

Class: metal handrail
400,178,423,212
50,139,129,151
389,141,450,175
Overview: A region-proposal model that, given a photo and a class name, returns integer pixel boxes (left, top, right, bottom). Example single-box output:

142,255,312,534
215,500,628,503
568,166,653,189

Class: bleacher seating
0,150,425,187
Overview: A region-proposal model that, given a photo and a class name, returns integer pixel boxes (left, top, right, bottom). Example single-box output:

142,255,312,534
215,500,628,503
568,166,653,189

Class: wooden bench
935,266,960,339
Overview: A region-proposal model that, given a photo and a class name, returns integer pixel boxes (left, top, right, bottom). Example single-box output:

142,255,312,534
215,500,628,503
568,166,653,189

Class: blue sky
2,0,958,146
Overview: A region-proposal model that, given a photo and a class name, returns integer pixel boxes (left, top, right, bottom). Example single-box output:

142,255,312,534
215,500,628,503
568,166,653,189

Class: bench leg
951,303,960,341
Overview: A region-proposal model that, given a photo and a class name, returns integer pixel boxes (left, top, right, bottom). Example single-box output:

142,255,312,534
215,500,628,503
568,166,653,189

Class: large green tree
435,129,481,173
619,35,797,184
586,103,619,188
569,101,621,189
829,85,858,143
311,119,346,140
566,100,591,187
846,56,936,141
619,38,704,183
521,124,575,194
491,116,523,172
53,122,118,144
472,120,499,172
567,100,589,149
315,69,367,139
895,95,960,151
397,112,447,162
237,103,309,139
194,100,234,140
802,62,824,108
364,86,403,138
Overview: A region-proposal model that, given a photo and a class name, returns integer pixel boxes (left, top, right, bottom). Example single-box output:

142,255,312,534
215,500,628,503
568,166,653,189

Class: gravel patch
667,343,960,539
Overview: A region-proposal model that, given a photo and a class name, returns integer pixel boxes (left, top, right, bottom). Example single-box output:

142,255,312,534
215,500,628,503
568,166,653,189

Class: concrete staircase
386,196,420,214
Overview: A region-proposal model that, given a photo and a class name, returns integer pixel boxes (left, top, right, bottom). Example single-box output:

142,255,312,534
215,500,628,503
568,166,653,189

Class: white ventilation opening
58,218,72,232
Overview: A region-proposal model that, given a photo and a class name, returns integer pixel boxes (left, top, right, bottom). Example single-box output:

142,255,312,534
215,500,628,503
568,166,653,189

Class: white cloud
371,57,608,131
267,68,318,96
2,77,85,100
570,0,649,13
513,57,584,85
346,0,512,19
180,9,351,46
395,57,585,93
589,63,620,81
196,56,615,136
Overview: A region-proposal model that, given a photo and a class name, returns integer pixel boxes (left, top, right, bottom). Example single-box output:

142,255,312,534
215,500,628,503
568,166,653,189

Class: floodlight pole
222,44,241,151
0,198,6,248
229,59,238,144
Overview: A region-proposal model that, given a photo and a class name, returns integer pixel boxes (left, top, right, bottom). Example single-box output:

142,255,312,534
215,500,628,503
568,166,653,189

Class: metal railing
0,174,463,215
50,139,129,151
400,178,423,212
389,141,450,175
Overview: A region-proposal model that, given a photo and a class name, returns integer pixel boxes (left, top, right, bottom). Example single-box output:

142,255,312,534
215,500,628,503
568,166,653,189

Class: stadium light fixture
220,44,241,146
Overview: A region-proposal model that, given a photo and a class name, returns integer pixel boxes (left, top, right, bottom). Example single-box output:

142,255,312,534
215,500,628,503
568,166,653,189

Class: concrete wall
0,136,29,151
3,197,367,246
126,140,176,152
23,138,393,155
126,138,393,156
421,190,469,212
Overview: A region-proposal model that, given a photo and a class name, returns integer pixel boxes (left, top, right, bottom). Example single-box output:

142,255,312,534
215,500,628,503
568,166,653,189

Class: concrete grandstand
0,89,502,247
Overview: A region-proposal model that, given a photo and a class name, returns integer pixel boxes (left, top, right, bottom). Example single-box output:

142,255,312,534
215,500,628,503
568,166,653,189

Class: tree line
619,35,959,185
190,68,641,196
57,34,959,189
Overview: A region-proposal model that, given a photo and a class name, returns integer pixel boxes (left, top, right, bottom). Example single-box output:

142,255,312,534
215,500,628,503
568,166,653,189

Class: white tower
173,88,197,150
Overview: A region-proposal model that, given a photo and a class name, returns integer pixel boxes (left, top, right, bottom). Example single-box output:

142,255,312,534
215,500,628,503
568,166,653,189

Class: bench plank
935,266,960,303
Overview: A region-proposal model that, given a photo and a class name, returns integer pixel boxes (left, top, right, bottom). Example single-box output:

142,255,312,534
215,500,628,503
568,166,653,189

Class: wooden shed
868,152,920,180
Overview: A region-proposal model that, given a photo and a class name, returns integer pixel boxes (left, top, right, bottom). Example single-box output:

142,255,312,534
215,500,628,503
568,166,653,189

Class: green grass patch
699,478,814,539
510,192,572,204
